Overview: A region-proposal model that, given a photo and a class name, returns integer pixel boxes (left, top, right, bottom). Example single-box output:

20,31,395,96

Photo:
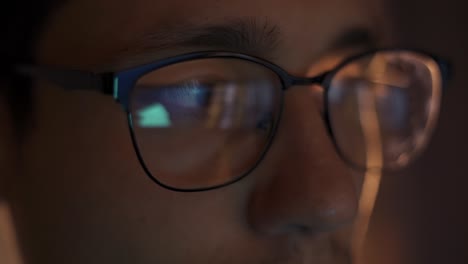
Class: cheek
22,82,137,190
15,83,136,254
13,83,253,262
15,83,148,251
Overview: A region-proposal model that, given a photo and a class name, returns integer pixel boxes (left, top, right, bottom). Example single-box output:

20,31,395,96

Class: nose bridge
283,72,328,89
247,86,358,236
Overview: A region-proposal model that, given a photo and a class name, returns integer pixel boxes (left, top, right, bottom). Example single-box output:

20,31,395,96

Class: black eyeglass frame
16,48,451,192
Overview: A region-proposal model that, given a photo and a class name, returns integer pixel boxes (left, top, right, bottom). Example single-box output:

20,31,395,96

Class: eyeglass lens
130,58,283,189
328,51,442,170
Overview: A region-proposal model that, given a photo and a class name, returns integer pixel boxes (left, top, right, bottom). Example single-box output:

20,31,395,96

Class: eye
155,80,215,108
130,57,282,131
132,80,219,128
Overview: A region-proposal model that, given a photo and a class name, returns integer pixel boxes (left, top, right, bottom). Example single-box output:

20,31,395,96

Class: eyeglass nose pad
300,52,350,116
308,84,325,115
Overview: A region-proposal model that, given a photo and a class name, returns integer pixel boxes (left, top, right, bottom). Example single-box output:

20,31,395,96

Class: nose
247,86,359,236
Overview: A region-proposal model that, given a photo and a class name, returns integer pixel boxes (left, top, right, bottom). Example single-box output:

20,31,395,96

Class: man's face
4,0,385,263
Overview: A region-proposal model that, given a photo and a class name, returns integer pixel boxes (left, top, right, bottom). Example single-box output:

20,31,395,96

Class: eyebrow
126,18,281,59
330,27,378,51
120,18,378,64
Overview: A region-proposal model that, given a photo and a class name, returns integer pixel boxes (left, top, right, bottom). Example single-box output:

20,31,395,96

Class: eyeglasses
17,49,450,192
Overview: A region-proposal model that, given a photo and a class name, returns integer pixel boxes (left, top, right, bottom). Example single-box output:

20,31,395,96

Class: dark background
366,0,468,263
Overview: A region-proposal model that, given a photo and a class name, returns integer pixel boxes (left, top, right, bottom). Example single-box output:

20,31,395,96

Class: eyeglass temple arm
15,65,115,95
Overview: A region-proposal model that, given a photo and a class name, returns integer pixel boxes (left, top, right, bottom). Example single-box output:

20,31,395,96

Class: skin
1,0,389,263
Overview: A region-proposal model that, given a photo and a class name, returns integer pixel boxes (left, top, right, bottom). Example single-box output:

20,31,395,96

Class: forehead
38,0,383,70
